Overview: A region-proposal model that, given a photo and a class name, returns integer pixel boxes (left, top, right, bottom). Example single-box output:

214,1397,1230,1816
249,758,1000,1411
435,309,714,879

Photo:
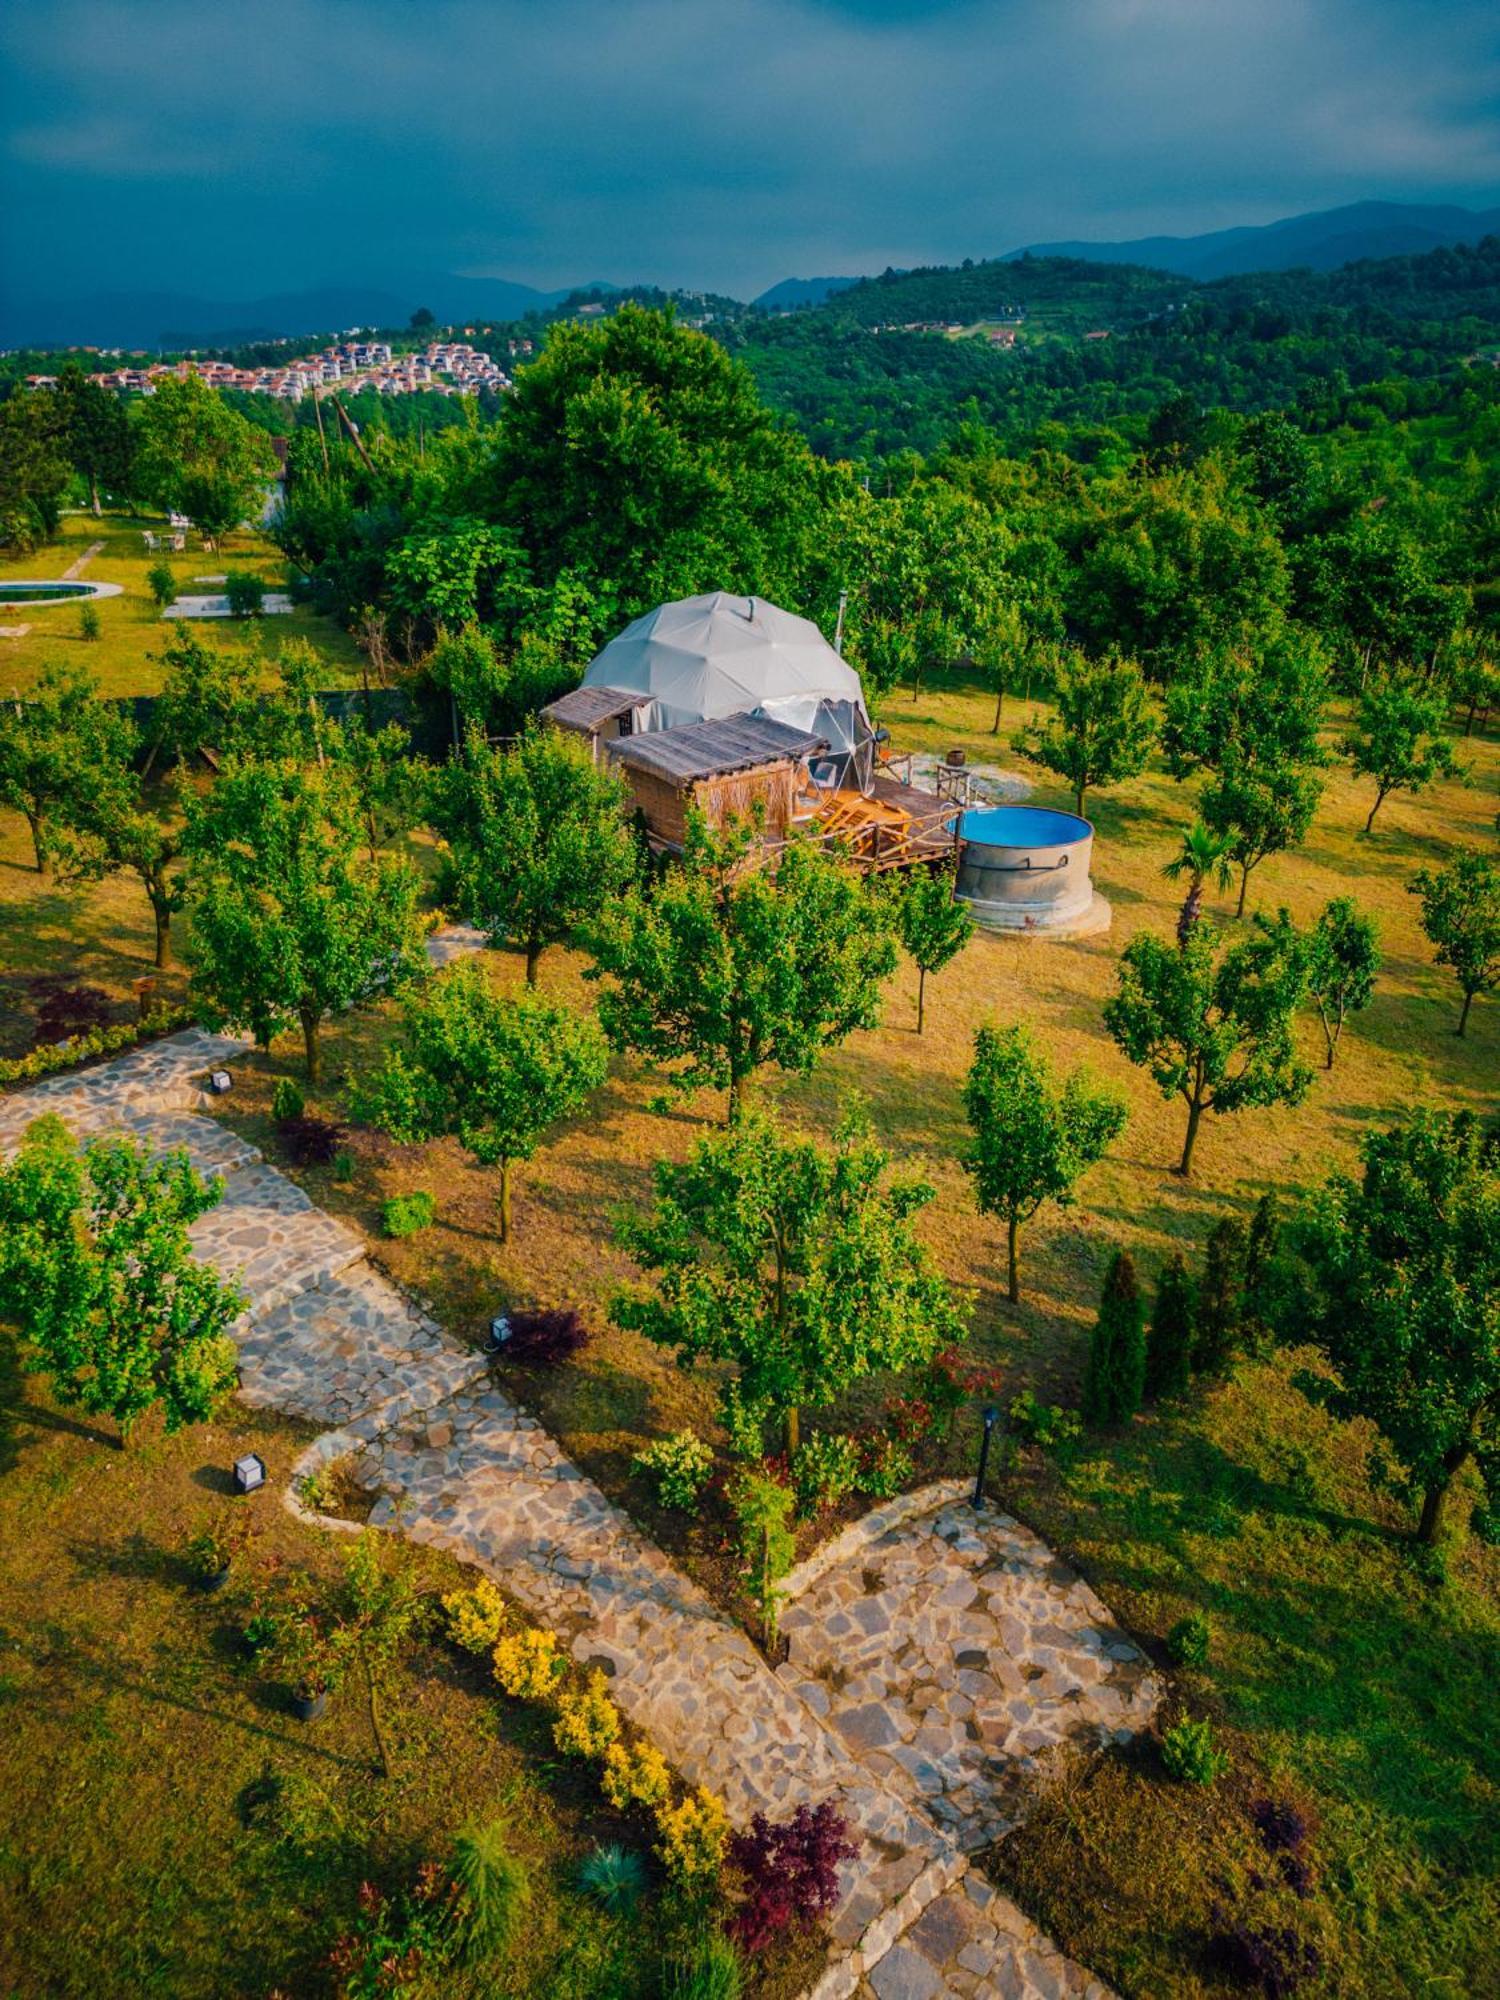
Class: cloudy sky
3,0,1498,306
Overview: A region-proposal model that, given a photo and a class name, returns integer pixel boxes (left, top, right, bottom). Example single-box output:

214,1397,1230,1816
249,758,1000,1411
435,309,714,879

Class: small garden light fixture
209,1070,233,1095
485,1314,511,1356
972,1404,999,1510
233,1453,267,1495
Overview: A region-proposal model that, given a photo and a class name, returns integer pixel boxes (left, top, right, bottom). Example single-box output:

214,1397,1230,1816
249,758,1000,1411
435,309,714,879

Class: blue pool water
960,806,1091,847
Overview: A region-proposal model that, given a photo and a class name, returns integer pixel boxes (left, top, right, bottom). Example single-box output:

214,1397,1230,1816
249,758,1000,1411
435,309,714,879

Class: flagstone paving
0,964,1153,1997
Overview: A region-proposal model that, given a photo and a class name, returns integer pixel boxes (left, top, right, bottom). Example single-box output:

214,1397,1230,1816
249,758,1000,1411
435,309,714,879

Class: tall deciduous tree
1305,897,1380,1067
353,961,607,1240
587,816,898,1121
57,366,133,515
1409,849,1500,1037
0,389,70,550
1011,652,1156,816
1343,679,1461,834
184,758,426,1077
962,1023,1127,1303
131,375,276,549
0,662,135,876
1103,916,1312,1178
0,1116,243,1444
1283,1112,1499,1545
897,871,974,1034
1083,1251,1146,1426
613,1108,961,1457
430,726,638,984
1200,749,1325,919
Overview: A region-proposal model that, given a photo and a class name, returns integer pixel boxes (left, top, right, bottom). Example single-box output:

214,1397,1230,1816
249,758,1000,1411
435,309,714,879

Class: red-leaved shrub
279,1115,347,1166
499,1307,589,1368
727,1802,858,1951
35,983,115,1045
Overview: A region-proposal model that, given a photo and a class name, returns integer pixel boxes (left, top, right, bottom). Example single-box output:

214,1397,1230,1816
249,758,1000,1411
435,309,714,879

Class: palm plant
1163,821,1233,942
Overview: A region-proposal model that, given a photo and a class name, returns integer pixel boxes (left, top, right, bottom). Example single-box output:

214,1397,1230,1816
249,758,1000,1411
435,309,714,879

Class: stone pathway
779,1496,1160,1853
62,538,105,580
0,959,1153,1999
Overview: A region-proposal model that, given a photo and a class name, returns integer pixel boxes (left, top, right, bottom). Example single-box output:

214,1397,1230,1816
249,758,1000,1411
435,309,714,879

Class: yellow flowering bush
654,1785,730,1885
441,1576,509,1654
601,1736,674,1812
492,1626,566,1702
552,1671,622,1759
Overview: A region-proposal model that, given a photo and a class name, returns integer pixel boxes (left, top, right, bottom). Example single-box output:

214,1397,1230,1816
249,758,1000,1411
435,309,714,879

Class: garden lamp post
972,1404,999,1510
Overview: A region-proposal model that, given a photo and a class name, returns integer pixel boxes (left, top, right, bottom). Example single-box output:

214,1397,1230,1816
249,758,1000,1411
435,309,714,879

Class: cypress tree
1146,1252,1196,1401
1241,1194,1280,1357
1083,1250,1145,1425
1194,1218,1248,1375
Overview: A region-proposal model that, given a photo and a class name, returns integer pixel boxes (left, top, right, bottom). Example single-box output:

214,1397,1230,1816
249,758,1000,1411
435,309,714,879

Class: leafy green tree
0,1116,243,1444
146,559,178,610
1409,849,1500,1037
1305,896,1380,1067
1161,638,1329,784
1194,1218,1248,1374
1104,917,1312,1177
184,758,426,1077
1146,1253,1195,1401
896,871,974,1033
426,625,511,740
1447,630,1498,737
727,1468,796,1649
430,726,637,984
1200,748,1325,918
587,816,898,1121
83,781,187,970
353,960,607,1240
1343,679,1462,834
613,1107,961,1457
131,374,276,548
1011,652,1156,815
56,366,132,515
0,389,70,549
335,718,425,862
145,628,263,772
336,1532,425,1781
1283,1112,1499,1544
386,523,530,629
962,1022,1127,1303
1162,820,1233,943
1083,1250,1146,1426
0,662,135,876
482,303,825,619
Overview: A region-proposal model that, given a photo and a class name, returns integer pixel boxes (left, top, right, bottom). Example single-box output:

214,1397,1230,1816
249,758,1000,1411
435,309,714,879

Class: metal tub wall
955,806,1096,930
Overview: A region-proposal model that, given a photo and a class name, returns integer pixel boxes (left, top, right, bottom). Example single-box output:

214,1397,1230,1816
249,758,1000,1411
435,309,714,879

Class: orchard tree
1162,638,1328,783
426,625,511,741
1305,897,1380,1067
1283,1112,1499,1545
1104,916,1312,1177
587,815,898,1121
0,1116,243,1445
1082,1251,1146,1426
1200,748,1325,918
131,375,276,549
335,718,425,862
1011,652,1156,816
1162,821,1233,943
145,628,263,772
1409,849,1500,1037
430,725,638,984
613,1107,962,1458
1447,630,1498,737
962,1022,1127,1303
1343,679,1461,834
353,960,607,1241
897,870,974,1033
184,758,426,1077
0,662,135,876
0,389,70,550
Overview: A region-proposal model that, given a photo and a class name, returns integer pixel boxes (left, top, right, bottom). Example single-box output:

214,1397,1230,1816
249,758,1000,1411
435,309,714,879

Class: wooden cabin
603,715,828,851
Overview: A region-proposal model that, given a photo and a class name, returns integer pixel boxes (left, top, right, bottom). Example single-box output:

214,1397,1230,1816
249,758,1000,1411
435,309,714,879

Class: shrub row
0,1005,194,1089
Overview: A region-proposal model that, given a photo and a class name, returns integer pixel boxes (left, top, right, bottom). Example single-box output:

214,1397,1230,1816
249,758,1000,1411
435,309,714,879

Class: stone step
0,1029,248,1155
190,1161,365,1321
236,1260,472,1426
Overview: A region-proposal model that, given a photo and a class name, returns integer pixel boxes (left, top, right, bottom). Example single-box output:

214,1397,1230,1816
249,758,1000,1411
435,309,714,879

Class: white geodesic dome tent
581,592,876,789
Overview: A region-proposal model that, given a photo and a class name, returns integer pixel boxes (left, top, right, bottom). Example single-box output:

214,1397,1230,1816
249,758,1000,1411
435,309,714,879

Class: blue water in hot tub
960,806,1090,847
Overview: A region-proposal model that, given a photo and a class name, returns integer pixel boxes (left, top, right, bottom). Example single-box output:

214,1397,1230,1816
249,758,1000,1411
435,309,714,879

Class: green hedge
0,1008,195,1090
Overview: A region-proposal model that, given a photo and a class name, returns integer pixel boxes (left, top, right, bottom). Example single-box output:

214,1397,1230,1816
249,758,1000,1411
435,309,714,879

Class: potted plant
182,1509,251,1593
267,1609,344,1722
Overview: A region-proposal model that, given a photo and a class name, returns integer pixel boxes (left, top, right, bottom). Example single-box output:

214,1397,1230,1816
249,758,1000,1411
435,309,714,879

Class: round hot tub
955,805,1109,936
0,580,123,608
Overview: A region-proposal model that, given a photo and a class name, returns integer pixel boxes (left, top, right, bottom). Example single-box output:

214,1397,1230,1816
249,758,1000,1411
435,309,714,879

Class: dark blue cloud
2,0,1497,311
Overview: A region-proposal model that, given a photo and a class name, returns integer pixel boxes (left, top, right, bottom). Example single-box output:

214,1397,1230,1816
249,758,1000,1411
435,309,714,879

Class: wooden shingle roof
605,715,828,785
541,685,644,730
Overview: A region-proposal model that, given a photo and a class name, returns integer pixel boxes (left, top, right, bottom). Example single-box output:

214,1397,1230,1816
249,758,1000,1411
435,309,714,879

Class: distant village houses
52,338,513,403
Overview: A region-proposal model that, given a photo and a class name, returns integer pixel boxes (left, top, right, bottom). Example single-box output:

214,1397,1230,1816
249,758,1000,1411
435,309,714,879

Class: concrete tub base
964,891,1112,940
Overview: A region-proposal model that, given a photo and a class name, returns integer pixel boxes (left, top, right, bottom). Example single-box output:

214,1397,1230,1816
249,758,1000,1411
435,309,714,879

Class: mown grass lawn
2,657,1496,1996
0,509,365,700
